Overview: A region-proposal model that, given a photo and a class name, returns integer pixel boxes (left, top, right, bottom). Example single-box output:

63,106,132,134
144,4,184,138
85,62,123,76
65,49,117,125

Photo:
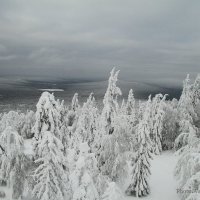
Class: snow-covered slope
125,151,179,200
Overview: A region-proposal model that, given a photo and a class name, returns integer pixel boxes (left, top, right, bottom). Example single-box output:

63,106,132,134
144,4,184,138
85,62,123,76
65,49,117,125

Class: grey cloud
0,0,200,86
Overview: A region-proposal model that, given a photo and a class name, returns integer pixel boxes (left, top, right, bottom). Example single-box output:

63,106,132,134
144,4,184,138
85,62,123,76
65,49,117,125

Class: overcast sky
0,0,200,86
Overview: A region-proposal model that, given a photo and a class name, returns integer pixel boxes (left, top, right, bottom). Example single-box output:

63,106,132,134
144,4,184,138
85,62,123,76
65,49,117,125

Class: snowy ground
125,151,180,200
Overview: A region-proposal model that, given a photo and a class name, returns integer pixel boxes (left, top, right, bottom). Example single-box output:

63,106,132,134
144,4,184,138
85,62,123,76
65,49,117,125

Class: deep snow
125,151,180,200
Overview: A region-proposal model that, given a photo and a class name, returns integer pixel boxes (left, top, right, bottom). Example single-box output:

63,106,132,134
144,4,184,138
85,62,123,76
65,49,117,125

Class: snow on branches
126,96,153,197
32,131,69,200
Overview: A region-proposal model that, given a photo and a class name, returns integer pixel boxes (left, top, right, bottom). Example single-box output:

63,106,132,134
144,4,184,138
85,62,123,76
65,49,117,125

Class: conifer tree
126,96,153,197
32,131,69,200
32,92,70,200
151,94,167,154
126,89,135,116
175,75,198,149
125,89,136,132
71,93,80,112
66,93,80,132
97,68,122,178
0,111,25,135
0,126,26,199
192,74,200,119
101,182,125,200
73,93,99,151
32,92,63,158
101,68,122,136
162,99,179,150
70,143,99,200
21,110,35,139
178,74,197,130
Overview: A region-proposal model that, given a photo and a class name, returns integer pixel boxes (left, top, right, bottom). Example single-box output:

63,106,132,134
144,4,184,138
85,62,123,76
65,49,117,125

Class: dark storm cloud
0,0,200,86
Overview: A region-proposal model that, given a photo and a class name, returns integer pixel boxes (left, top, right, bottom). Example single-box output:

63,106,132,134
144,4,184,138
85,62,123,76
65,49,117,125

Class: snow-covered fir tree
174,126,200,200
58,99,71,155
126,89,136,116
101,68,122,136
65,93,81,148
101,182,125,200
73,93,99,152
32,92,63,158
162,99,179,150
70,143,99,200
32,130,69,200
71,93,80,112
67,93,80,127
192,74,200,124
31,92,70,200
137,100,146,121
178,74,197,130
123,89,138,152
110,112,134,183
175,75,198,150
21,110,35,139
174,74,200,200
97,68,124,180
126,96,153,197
0,126,26,199
125,89,136,128
150,94,167,155
0,111,25,135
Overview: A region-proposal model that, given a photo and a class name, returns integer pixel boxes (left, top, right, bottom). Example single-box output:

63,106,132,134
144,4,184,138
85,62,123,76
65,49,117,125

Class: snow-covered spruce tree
58,99,71,155
97,69,134,183
175,75,198,150
174,126,200,200
21,110,35,139
178,74,197,130
101,68,122,136
71,93,80,112
101,182,125,200
174,74,200,200
32,92,70,200
111,146,129,184
162,99,179,150
123,89,138,153
65,93,81,150
32,92,63,158
0,126,26,199
138,100,146,121
151,94,167,155
126,96,153,197
97,68,122,179
32,130,70,200
70,143,99,200
125,89,136,126
73,93,99,152
192,74,200,124
109,108,138,184
126,89,135,116
0,110,25,135
67,93,80,127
